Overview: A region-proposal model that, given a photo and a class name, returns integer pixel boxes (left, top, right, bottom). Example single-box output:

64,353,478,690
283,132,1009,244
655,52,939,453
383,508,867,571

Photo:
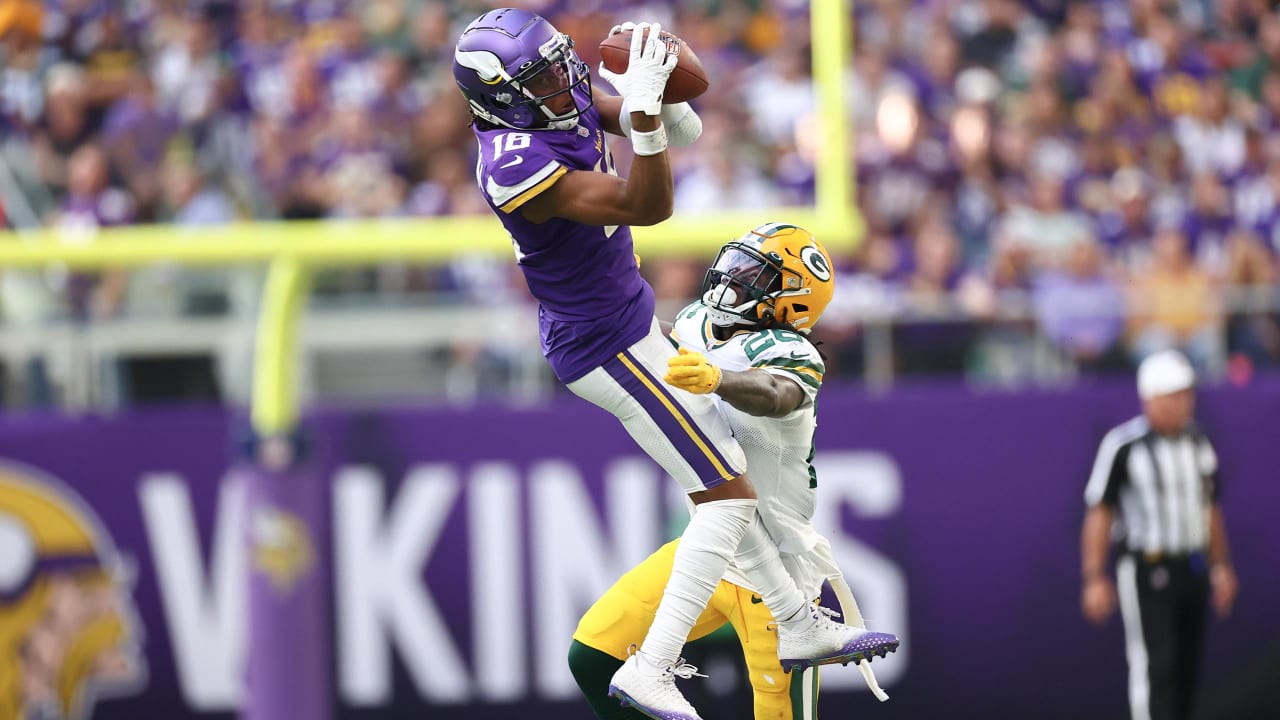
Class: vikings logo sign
0,465,144,720
251,507,315,594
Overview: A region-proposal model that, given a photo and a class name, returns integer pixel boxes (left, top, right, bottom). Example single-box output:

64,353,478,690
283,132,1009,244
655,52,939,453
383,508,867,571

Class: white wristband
630,125,668,156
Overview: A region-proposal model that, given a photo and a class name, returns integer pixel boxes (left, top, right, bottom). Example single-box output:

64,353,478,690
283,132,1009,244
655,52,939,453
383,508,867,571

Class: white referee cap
1137,350,1196,400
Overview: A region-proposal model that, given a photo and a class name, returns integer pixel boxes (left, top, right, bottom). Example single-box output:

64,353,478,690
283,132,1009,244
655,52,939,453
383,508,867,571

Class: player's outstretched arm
716,367,805,418
665,348,804,418
521,135,673,226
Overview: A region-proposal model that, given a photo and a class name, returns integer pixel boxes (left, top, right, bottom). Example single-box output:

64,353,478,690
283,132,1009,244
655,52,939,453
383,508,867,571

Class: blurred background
3,0,1280,407
1,0,1279,719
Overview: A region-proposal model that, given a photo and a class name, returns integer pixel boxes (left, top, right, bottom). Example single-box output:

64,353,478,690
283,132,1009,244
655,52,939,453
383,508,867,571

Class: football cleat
776,604,901,673
608,650,707,720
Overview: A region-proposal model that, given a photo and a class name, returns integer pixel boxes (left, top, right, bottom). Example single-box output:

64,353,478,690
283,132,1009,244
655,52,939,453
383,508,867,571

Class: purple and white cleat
777,603,901,672
608,650,707,720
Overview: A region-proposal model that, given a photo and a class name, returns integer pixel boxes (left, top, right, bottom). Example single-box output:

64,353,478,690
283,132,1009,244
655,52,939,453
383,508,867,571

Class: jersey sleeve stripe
485,159,563,208
753,357,825,379
497,165,567,213
763,366,821,390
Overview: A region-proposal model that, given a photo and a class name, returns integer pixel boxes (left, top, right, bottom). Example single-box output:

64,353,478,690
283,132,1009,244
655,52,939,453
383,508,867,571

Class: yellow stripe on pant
573,540,817,719
615,352,735,480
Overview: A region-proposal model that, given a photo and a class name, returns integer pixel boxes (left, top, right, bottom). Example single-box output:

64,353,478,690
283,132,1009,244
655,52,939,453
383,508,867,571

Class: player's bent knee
568,640,629,715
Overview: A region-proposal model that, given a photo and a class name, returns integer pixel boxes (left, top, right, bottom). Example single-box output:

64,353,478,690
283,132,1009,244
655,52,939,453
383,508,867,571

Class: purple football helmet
453,8,593,130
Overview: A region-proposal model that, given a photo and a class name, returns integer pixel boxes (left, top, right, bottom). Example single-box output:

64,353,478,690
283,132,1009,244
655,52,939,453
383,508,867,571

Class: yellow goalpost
0,0,854,435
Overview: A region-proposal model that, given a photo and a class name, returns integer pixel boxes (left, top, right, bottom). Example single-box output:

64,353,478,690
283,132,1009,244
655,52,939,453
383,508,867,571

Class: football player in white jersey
570,223,899,719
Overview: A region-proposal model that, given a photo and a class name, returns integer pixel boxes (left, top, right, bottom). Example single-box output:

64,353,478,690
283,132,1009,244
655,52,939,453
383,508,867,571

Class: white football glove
598,22,638,96
604,22,702,146
595,21,677,116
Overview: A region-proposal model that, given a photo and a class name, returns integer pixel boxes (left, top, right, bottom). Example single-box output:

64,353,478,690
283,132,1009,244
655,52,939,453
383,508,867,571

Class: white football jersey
671,302,829,598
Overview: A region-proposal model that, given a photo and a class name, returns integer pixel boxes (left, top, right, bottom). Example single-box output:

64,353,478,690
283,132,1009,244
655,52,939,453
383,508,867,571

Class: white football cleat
608,650,706,720
777,603,900,672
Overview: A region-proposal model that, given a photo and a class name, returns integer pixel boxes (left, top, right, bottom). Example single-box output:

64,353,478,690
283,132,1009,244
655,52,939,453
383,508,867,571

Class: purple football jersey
472,87,654,383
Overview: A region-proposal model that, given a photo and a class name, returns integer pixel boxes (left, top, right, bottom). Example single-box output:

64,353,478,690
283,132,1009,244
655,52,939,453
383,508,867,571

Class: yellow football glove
634,253,642,269
665,347,722,394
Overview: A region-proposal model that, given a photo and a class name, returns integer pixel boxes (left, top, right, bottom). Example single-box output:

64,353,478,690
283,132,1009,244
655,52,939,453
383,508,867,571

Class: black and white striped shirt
1084,416,1220,555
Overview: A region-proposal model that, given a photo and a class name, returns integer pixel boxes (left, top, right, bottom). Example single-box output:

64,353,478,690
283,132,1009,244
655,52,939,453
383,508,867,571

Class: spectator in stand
999,171,1092,270
1250,157,1280,252
101,73,179,223
1255,70,1280,131
150,10,224,129
674,121,780,215
1095,168,1158,270
848,44,914,135
894,221,976,375
741,40,813,149
859,91,953,238
313,106,405,219
1033,235,1128,374
1229,13,1280,98
1130,12,1216,120
250,115,325,219
30,64,97,203
905,25,961,122
162,156,236,228
1229,127,1272,229
1174,77,1246,178
1127,227,1224,374
56,144,132,321
1221,229,1279,370
405,148,486,218
81,10,142,109
320,14,381,112
1068,134,1120,215
1059,3,1105,100
958,0,1036,75
1181,172,1238,275
0,12,44,137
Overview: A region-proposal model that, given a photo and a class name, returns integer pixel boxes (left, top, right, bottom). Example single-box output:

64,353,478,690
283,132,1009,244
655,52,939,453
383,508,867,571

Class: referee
1080,350,1240,720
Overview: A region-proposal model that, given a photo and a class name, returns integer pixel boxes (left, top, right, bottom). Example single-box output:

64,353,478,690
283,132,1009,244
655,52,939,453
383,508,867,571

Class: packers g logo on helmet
701,222,836,333
0,465,145,720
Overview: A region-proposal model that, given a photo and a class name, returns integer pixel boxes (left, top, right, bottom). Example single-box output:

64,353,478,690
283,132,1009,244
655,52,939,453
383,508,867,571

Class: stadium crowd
2,0,1280,406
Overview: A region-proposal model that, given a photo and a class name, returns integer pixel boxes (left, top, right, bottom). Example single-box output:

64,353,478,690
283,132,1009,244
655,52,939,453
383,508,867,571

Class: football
598,28,709,104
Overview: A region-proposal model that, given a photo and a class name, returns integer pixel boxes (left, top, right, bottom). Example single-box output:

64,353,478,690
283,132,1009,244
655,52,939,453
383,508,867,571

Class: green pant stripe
789,666,819,719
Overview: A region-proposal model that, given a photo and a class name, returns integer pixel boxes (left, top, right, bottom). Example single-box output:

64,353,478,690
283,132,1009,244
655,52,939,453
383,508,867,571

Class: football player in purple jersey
454,10,879,720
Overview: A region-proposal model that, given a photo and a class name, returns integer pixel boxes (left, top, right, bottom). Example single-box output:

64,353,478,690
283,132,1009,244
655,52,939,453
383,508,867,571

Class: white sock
638,498,756,667
733,512,809,625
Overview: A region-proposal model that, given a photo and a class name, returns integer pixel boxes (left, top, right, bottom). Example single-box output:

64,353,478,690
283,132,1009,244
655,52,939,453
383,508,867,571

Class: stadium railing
2,286,1274,410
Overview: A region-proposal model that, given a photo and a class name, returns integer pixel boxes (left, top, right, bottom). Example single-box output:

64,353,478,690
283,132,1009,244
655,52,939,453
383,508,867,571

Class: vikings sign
0,466,145,720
